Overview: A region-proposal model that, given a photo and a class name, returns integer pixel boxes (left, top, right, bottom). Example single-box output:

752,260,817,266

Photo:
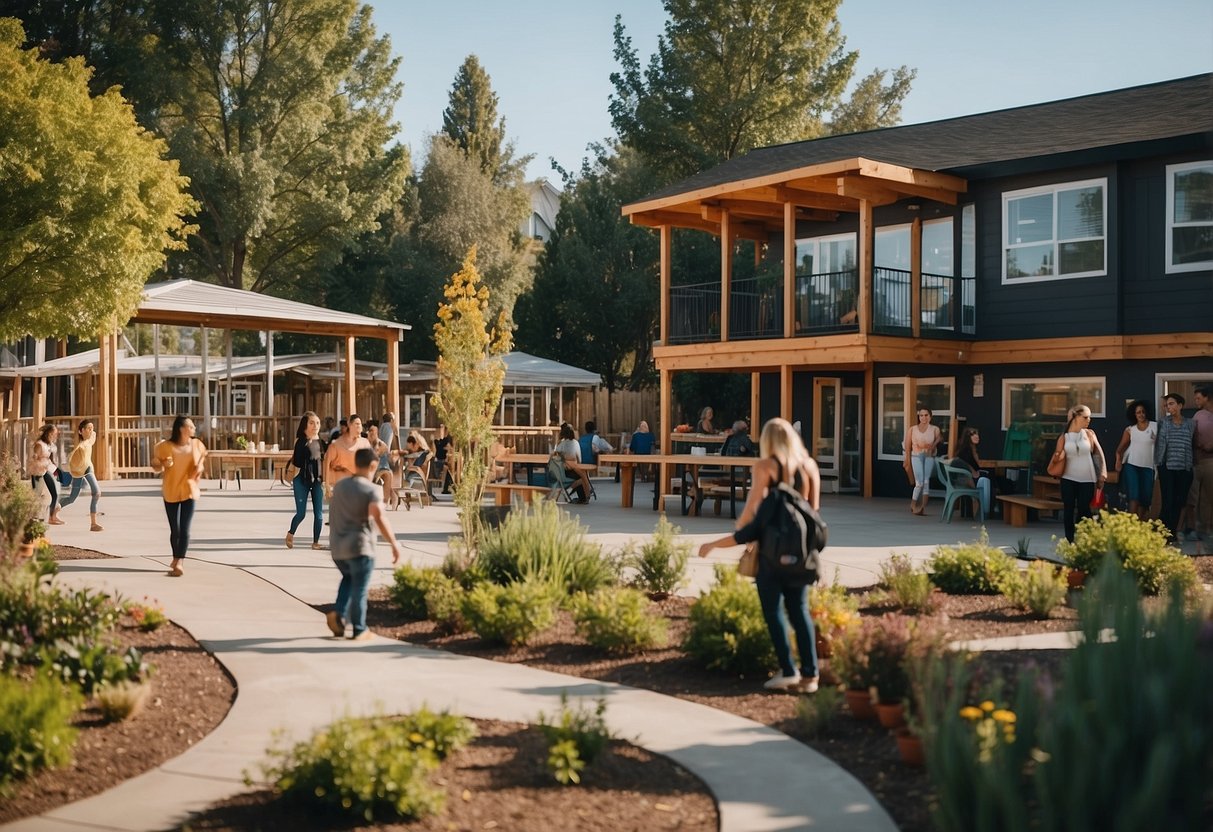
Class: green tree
0,17,193,342
515,146,658,418
610,0,914,179
441,54,524,183
431,247,511,554
827,66,916,135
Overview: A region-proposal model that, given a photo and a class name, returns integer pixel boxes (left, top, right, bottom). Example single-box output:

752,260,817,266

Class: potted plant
866,614,915,729
831,620,877,720
234,434,250,451
809,580,859,659
21,518,48,558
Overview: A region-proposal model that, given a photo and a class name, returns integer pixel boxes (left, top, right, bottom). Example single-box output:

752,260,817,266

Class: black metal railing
792,268,859,335
873,267,912,332
669,281,721,344
921,272,976,335
729,276,784,340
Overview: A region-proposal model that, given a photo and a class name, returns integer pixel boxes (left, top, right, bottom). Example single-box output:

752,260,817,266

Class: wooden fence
573,387,662,439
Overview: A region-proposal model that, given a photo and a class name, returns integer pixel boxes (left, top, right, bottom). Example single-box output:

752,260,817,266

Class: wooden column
904,377,919,479
386,336,400,425
783,201,795,338
659,367,671,509
863,367,874,497
910,217,923,339
719,209,731,341
32,377,45,427
858,199,873,335
750,372,761,437
343,336,356,419
200,326,210,442
780,365,793,423
265,330,275,418
659,225,671,345
9,375,22,421
97,332,111,479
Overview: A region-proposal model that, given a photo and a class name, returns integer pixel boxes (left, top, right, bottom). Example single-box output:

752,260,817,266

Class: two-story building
622,74,1212,497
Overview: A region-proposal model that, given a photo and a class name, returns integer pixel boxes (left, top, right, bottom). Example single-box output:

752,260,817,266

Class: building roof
630,74,1213,210
399,351,601,388
132,280,410,341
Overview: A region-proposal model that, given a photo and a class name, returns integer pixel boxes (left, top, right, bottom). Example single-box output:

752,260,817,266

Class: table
668,432,726,453
208,451,292,488
498,453,596,490
599,453,761,517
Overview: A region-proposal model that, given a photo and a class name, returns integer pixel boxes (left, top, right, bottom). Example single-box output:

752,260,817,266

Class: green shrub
684,565,776,675
830,617,876,691
571,588,669,653
626,516,690,597
462,580,557,646
537,694,612,784
388,565,448,619
394,707,477,760
865,614,918,705
423,574,469,633
997,561,1069,618
878,554,939,613
0,674,81,792
808,578,860,648
257,714,447,822
95,680,151,722
126,599,167,632
795,685,842,738
1056,511,1196,595
0,561,123,668
40,639,148,694
478,500,615,595
928,530,1017,595
0,457,40,558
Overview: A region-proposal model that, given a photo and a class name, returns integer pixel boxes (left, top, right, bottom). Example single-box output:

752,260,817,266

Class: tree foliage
0,17,194,342
430,248,511,552
441,54,523,184
827,66,916,135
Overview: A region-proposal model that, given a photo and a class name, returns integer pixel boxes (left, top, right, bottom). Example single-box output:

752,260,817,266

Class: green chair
936,460,984,524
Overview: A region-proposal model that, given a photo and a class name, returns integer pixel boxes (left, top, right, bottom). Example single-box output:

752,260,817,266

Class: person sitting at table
432,423,454,493
488,437,513,482
366,422,396,509
579,420,614,468
629,420,655,455
555,422,590,503
399,431,433,506
695,406,716,435
721,420,756,457
952,427,992,518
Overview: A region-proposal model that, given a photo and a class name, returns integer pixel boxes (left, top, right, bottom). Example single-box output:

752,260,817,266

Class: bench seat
485,483,550,506
997,495,1063,527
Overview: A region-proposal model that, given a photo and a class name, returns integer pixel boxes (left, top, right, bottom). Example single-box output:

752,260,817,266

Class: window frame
794,231,858,275
1001,178,1108,284
877,376,955,461
1001,376,1106,430
1165,160,1213,274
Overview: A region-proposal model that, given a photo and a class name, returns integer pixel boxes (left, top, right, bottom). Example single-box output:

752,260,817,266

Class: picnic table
207,450,292,489
598,452,760,517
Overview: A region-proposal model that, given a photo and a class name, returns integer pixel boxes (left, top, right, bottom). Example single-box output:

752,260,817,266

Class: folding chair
546,454,578,503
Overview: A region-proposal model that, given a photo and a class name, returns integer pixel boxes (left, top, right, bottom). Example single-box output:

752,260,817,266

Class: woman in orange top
150,415,207,577
325,413,371,487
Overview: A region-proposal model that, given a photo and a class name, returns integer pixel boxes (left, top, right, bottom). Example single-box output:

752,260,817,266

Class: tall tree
827,66,916,135
610,0,914,180
0,18,194,341
441,54,521,183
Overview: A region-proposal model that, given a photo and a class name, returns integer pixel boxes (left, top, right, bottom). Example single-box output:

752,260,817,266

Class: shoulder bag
1047,437,1067,477
738,543,759,577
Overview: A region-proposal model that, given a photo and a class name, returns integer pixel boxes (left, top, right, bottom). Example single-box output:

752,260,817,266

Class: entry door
813,379,862,494
840,387,862,492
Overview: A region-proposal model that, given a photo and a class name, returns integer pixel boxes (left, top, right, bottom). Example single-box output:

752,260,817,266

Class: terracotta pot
845,688,876,720
895,728,925,767
17,542,35,559
815,633,832,659
1067,568,1087,589
874,701,906,730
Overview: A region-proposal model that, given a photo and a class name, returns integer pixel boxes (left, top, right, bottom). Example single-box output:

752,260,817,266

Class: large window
143,376,199,417
795,233,856,274
878,377,955,460
1166,161,1213,273
1002,378,1105,429
1003,179,1106,282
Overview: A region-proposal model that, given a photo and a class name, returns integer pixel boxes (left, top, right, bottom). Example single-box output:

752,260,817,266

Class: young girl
59,420,103,531
30,423,65,525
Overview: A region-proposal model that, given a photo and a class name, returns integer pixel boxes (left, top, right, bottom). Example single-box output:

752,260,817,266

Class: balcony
871,268,976,337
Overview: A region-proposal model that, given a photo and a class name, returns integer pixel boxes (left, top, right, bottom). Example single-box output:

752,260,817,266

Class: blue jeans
60,468,101,514
334,555,375,635
755,569,818,678
911,453,935,501
164,499,196,559
289,477,324,543
1122,463,1154,507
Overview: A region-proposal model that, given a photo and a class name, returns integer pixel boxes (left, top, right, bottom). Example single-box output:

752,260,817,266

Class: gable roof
631,74,1213,209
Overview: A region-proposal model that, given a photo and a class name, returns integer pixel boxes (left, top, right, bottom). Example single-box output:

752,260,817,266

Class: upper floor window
795,233,856,275
1166,161,1213,273
1002,179,1106,283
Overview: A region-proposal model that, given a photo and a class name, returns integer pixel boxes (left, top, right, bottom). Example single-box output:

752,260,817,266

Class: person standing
325,413,371,488
697,418,822,693
286,411,325,550
903,408,941,515
1192,385,1213,551
151,415,207,577
1155,393,1195,542
29,423,65,525
325,447,401,641
1113,400,1158,521
1053,404,1107,543
59,419,103,531
379,412,397,456
433,423,454,493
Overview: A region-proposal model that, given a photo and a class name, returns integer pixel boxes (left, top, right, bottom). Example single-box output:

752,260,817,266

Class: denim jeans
164,499,196,559
32,473,58,508
289,477,324,544
1157,465,1193,539
60,468,101,514
755,568,818,678
334,555,375,635
911,453,935,501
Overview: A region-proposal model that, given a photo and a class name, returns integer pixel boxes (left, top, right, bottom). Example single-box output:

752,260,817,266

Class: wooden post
720,209,731,341
9,375,22,421
863,366,874,497
910,217,922,339
200,326,210,443
659,367,671,508
343,336,356,419
265,330,274,419
97,332,111,479
32,377,45,427
905,377,919,480
750,372,761,437
780,365,793,423
659,225,671,345
387,336,400,426
783,201,795,338
858,199,873,335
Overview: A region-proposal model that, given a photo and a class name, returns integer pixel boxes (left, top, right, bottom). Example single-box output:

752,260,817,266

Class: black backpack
758,467,827,584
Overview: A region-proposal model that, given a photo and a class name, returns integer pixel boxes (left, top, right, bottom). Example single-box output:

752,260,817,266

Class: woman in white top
903,408,941,515
1113,399,1157,521
1055,404,1108,542
30,423,65,525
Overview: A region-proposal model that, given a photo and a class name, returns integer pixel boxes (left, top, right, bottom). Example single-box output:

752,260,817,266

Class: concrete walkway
6,476,1094,832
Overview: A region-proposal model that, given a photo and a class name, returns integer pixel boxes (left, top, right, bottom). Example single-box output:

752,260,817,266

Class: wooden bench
485,483,550,506
997,495,1063,527
394,486,431,510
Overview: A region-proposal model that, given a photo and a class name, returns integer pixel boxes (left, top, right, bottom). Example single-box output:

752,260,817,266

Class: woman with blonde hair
698,418,822,693
1052,404,1107,542
59,419,103,531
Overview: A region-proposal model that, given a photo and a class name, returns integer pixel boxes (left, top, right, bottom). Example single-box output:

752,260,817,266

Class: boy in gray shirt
326,447,401,640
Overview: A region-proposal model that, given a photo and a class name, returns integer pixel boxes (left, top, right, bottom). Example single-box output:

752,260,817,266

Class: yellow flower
992,709,1016,724
980,700,996,712
959,706,983,721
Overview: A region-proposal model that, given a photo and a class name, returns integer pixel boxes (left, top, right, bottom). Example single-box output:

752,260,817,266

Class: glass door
841,388,862,492
813,379,839,491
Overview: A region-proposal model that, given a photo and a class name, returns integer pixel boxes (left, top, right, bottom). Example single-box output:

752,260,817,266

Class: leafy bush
126,599,167,632
478,501,615,595
388,565,448,619
1056,511,1196,595
462,580,557,646
257,714,448,822
537,694,612,785
878,554,939,613
626,516,689,597
0,562,123,664
808,577,860,649
394,707,477,760
423,574,469,633
795,685,842,738
997,561,1069,618
830,619,876,691
684,565,776,675
865,614,918,705
40,639,148,694
0,457,40,558
571,588,668,653
0,673,81,792
928,530,1017,595
96,680,152,722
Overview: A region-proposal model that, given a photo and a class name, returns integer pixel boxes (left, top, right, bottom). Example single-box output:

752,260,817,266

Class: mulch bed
183,719,718,832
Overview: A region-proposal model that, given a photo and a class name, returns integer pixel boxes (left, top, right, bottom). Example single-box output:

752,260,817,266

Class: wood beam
710,198,839,223
97,331,111,479
32,376,45,428
780,365,793,423
884,181,959,205
783,201,795,339
863,366,874,497
719,209,731,342
659,367,671,510
127,311,404,343
8,375,21,421
660,225,671,345
773,185,860,213
856,159,968,194
858,200,873,336
200,326,210,443
910,217,922,339
696,205,773,241
750,372,761,437
343,336,356,419
837,176,901,206
387,337,400,426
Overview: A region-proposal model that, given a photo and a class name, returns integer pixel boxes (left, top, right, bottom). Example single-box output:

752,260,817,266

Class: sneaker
325,611,344,637
800,676,820,694
763,671,802,691
350,629,374,642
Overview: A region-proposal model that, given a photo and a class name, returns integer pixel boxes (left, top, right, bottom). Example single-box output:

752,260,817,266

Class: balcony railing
729,276,783,340
873,269,976,336
794,269,859,335
669,281,721,344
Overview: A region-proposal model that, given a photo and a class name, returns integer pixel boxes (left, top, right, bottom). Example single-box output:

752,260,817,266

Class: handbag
1089,487,1106,511
738,543,759,578
1046,446,1066,478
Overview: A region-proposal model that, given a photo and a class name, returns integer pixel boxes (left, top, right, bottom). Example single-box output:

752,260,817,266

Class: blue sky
373,0,1213,183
